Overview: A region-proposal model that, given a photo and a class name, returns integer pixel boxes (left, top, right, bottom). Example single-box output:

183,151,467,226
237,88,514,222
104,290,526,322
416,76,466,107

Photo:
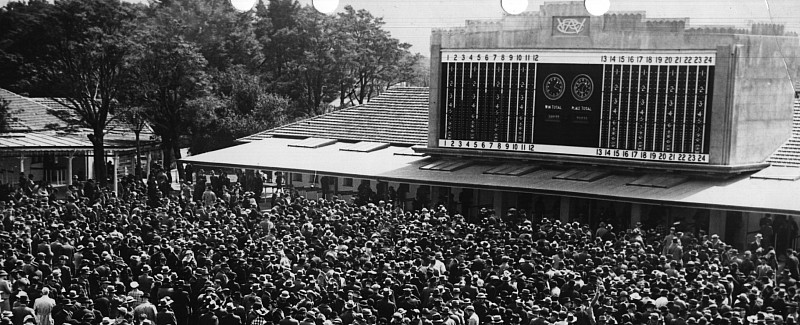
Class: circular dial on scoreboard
571,74,594,101
543,73,566,100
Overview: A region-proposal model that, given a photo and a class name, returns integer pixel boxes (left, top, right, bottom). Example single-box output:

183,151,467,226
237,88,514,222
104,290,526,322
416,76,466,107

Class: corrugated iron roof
0,88,158,151
238,87,429,145
31,97,156,136
0,131,156,152
0,132,90,150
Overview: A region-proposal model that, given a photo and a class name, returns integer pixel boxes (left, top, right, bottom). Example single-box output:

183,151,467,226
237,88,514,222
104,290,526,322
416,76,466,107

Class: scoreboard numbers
439,50,715,164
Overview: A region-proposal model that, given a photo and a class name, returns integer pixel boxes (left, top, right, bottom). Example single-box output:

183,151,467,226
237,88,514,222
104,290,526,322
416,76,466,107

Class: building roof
0,132,91,150
238,87,429,145
0,88,71,132
182,137,800,215
30,97,156,137
767,92,800,167
0,88,158,153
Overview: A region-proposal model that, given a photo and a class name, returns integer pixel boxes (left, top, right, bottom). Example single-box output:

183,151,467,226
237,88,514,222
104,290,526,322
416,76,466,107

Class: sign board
438,49,715,164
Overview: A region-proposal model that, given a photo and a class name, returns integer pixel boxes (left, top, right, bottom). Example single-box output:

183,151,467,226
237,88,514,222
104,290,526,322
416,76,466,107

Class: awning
181,138,800,215
0,132,159,154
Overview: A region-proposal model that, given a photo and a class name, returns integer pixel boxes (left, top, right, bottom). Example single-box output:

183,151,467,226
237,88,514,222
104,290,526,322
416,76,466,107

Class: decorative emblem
543,73,566,100
571,74,593,101
556,18,586,34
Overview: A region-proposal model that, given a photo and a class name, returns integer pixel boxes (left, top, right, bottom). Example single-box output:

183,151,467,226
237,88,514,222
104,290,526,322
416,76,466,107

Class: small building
0,88,161,193
182,2,800,251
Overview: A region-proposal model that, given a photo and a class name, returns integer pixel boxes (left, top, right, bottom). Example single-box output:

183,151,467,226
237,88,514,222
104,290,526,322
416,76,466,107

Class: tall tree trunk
173,145,184,183
134,130,142,179
161,139,174,184
90,130,108,188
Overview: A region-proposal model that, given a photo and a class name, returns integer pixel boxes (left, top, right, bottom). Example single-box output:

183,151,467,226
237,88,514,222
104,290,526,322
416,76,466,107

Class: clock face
543,73,565,100
571,74,594,101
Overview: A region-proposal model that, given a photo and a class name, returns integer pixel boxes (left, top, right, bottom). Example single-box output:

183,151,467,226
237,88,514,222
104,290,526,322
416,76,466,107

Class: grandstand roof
238,87,429,145
183,137,800,215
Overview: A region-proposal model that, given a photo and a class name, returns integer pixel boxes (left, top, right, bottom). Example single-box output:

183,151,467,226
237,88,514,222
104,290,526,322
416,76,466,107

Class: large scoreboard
438,49,716,164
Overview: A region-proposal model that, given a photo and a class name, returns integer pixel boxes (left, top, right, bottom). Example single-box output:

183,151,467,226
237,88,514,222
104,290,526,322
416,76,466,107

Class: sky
2,0,799,57
295,0,800,57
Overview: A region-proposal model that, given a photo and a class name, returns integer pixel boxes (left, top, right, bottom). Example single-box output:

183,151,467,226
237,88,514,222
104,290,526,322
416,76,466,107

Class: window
292,173,303,182
343,178,354,187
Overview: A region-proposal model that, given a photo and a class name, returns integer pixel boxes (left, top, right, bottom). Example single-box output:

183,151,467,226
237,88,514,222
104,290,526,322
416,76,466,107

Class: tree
126,22,210,183
148,0,263,72
0,98,9,133
336,6,423,106
119,106,148,179
0,0,57,92
13,0,145,187
188,69,294,154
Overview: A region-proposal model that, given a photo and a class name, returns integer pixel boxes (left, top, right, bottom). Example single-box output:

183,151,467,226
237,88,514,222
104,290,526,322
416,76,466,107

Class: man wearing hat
12,292,34,325
33,287,55,325
0,270,11,312
171,280,191,325
376,289,396,321
749,234,764,254
133,297,157,322
53,298,76,325
156,297,177,325
78,311,95,325
464,305,479,325
138,265,155,295
128,281,147,307
473,293,489,321
248,302,270,325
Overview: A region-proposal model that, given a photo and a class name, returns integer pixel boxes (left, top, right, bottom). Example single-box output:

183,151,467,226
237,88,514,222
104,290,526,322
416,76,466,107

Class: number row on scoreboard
444,53,540,62
442,140,537,152
601,55,714,65
595,149,708,163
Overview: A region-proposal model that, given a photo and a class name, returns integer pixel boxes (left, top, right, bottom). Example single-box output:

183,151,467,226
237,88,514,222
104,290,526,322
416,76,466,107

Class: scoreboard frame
436,49,716,164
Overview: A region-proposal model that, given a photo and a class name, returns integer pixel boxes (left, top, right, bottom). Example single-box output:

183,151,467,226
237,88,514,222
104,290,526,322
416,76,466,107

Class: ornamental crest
556,18,586,34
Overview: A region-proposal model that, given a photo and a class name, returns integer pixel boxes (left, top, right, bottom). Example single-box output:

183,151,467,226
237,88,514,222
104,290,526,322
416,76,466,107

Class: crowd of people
0,167,798,325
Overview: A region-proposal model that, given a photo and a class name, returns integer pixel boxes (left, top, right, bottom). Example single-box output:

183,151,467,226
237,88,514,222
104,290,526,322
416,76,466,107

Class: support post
145,152,152,180
86,156,93,181
560,197,571,223
113,154,119,196
19,154,25,173
630,203,642,228
709,210,727,241
493,191,503,217
67,156,74,186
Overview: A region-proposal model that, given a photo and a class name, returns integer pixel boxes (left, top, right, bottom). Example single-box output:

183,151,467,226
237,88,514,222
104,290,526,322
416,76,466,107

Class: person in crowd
32,287,55,325
202,185,217,208
0,271,11,313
